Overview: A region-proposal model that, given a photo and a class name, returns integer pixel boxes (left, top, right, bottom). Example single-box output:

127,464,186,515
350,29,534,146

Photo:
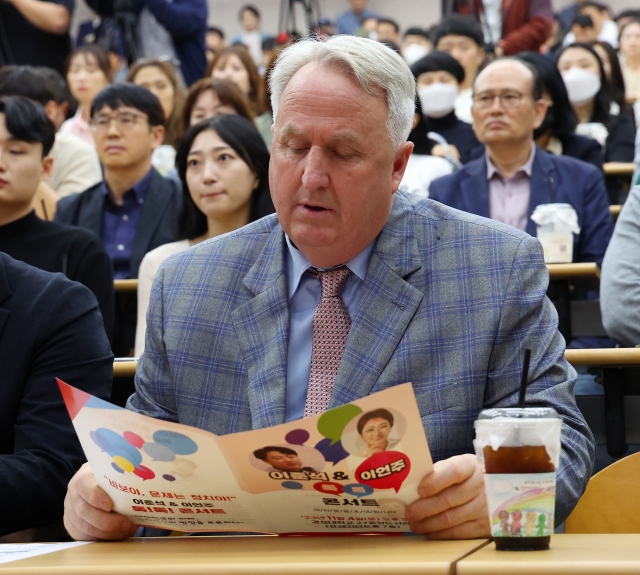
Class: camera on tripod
279,0,322,35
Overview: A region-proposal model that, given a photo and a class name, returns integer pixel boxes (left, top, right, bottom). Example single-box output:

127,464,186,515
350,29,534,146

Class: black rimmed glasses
472,90,528,110
90,111,148,133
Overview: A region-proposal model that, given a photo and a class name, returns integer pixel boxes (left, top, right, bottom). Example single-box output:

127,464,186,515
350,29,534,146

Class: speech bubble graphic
313,481,344,495
133,465,155,481
91,430,112,452
355,451,411,493
113,455,135,473
314,437,349,465
153,430,198,455
111,461,124,474
123,431,145,448
285,429,309,445
282,481,303,490
163,474,176,482
143,442,176,462
343,483,374,498
95,428,142,467
317,404,363,445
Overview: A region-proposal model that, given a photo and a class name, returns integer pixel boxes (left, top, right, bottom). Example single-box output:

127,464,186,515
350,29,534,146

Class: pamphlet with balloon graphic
57,379,433,534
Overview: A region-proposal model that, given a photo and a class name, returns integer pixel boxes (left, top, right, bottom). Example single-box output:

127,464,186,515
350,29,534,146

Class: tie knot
309,266,352,298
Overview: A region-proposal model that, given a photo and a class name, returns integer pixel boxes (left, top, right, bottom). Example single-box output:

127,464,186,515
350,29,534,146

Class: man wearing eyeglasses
56,84,181,280
430,58,613,267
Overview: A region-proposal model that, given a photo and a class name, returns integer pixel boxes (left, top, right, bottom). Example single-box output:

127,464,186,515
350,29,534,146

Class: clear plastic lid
477,407,559,420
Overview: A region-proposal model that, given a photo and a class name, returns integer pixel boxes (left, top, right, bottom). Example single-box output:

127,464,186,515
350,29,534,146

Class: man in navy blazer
55,84,181,279
64,37,595,542
0,253,112,537
429,58,614,266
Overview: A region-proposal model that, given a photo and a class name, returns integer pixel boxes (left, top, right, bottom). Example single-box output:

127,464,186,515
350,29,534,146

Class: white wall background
72,0,640,43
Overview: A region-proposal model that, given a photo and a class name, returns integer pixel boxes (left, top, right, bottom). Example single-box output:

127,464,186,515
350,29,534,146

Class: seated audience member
615,9,640,32
128,59,185,176
401,27,432,66
619,20,640,104
592,40,630,116
518,51,603,169
135,115,274,355
0,96,114,338
570,14,598,43
0,67,102,199
557,43,636,163
443,0,553,55
208,46,272,148
60,46,112,147
231,4,268,68
206,26,226,62
431,15,486,123
55,84,181,280
182,78,254,130
0,252,112,538
564,1,619,47
334,0,379,35
376,18,401,44
429,58,614,266
408,51,483,164
64,36,594,542
601,185,640,346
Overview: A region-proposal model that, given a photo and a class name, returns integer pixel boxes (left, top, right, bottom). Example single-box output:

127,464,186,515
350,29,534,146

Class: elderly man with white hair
63,36,594,541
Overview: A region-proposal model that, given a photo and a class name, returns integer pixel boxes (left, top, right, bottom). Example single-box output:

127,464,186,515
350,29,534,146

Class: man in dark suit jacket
429,58,614,266
55,84,181,279
0,252,112,537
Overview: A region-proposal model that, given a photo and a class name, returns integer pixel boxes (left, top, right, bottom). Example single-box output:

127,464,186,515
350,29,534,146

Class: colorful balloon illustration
282,481,303,490
153,430,198,455
133,465,155,481
285,429,310,445
123,431,145,448
355,451,411,493
317,404,362,445
314,437,349,465
313,481,345,495
111,462,124,474
113,455,135,473
143,442,176,462
94,428,142,467
343,483,374,498
163,474,176,482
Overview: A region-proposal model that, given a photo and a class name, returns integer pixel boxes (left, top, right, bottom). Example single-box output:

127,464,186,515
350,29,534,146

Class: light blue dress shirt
284,235,375,422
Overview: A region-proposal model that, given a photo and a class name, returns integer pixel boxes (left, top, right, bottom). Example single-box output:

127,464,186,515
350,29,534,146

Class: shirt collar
486,142,536,180
284,234,375,300
102,167,154,204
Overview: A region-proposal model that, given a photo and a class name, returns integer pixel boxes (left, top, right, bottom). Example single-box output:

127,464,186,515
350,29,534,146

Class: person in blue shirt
55,84,181,279
334,0,379,35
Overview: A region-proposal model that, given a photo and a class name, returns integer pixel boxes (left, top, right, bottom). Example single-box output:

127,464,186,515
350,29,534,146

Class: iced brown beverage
474,408,562,551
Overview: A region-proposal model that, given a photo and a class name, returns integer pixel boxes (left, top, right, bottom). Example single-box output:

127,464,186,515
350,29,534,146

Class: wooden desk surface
457,534,640,574
603,162,636,176
546,263,600,281
564,347,640,366
0,536,489,575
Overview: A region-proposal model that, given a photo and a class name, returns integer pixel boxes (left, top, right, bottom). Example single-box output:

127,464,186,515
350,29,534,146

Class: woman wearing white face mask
407,51,483,165
557,42,635,165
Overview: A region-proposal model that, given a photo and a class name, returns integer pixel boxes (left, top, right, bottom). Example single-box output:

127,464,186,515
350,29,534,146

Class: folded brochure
58,380,433,534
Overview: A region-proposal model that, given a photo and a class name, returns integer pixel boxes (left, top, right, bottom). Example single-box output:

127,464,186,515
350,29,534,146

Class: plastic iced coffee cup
474,407,562,551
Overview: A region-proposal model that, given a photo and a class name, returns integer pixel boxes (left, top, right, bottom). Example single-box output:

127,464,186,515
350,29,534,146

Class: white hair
269,35,416,150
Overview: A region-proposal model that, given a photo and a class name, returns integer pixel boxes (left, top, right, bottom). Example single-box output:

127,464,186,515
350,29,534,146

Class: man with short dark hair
55,84,181,280
0,95,115,339
429,58,614,267
253,446,316,473
0,66,102,198
335,0,379,35
401,27,432,66
377,18,400,44
432,15,486,123
563,0,619,47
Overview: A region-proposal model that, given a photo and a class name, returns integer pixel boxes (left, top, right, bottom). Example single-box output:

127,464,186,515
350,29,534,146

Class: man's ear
532,98,548,130
41,156,54,182
150,125,166,150
391,141,414,194
44,101,58,125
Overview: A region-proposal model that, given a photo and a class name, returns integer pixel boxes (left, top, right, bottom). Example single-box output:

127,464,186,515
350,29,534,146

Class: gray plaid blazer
130,191,594,524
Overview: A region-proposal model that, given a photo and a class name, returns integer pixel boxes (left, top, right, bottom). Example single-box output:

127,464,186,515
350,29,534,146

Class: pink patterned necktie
303,266,353,417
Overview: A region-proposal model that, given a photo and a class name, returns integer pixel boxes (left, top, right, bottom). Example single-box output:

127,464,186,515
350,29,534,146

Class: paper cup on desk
474,407,563,551
531,204,580,264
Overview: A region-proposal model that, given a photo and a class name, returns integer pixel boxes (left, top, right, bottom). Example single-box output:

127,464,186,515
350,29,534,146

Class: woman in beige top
620,20,640,103
134,114,274,355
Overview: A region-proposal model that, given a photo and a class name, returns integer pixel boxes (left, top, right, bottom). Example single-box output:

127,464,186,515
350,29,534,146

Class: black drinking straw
518,349,532,408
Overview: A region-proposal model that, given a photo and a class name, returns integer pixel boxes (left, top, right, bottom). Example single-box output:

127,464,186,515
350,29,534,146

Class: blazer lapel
0,258,11,340
81,185,105,237
232,226,289,429
461,158,491,219
130,172,173,276
330,194,425,408
526,147,555,236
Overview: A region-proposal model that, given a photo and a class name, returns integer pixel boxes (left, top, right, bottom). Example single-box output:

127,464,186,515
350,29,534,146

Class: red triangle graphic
56,378,91,421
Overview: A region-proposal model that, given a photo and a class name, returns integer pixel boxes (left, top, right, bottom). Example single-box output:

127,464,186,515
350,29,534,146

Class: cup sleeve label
484,472,556,538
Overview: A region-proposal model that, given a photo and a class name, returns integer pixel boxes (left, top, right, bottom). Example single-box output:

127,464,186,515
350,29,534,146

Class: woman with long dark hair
134,114,274,355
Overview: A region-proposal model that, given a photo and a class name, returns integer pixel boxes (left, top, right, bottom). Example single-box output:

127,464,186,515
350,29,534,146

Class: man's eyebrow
278,125,305,139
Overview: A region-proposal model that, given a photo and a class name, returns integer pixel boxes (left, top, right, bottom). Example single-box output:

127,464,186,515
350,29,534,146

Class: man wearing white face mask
408,51,483,164
401,27,432,66
557,42,636,166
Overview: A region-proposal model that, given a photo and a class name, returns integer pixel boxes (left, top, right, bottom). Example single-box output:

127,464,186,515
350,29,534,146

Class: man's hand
431,144,461,162
405,454,490,539
64,463,138,541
